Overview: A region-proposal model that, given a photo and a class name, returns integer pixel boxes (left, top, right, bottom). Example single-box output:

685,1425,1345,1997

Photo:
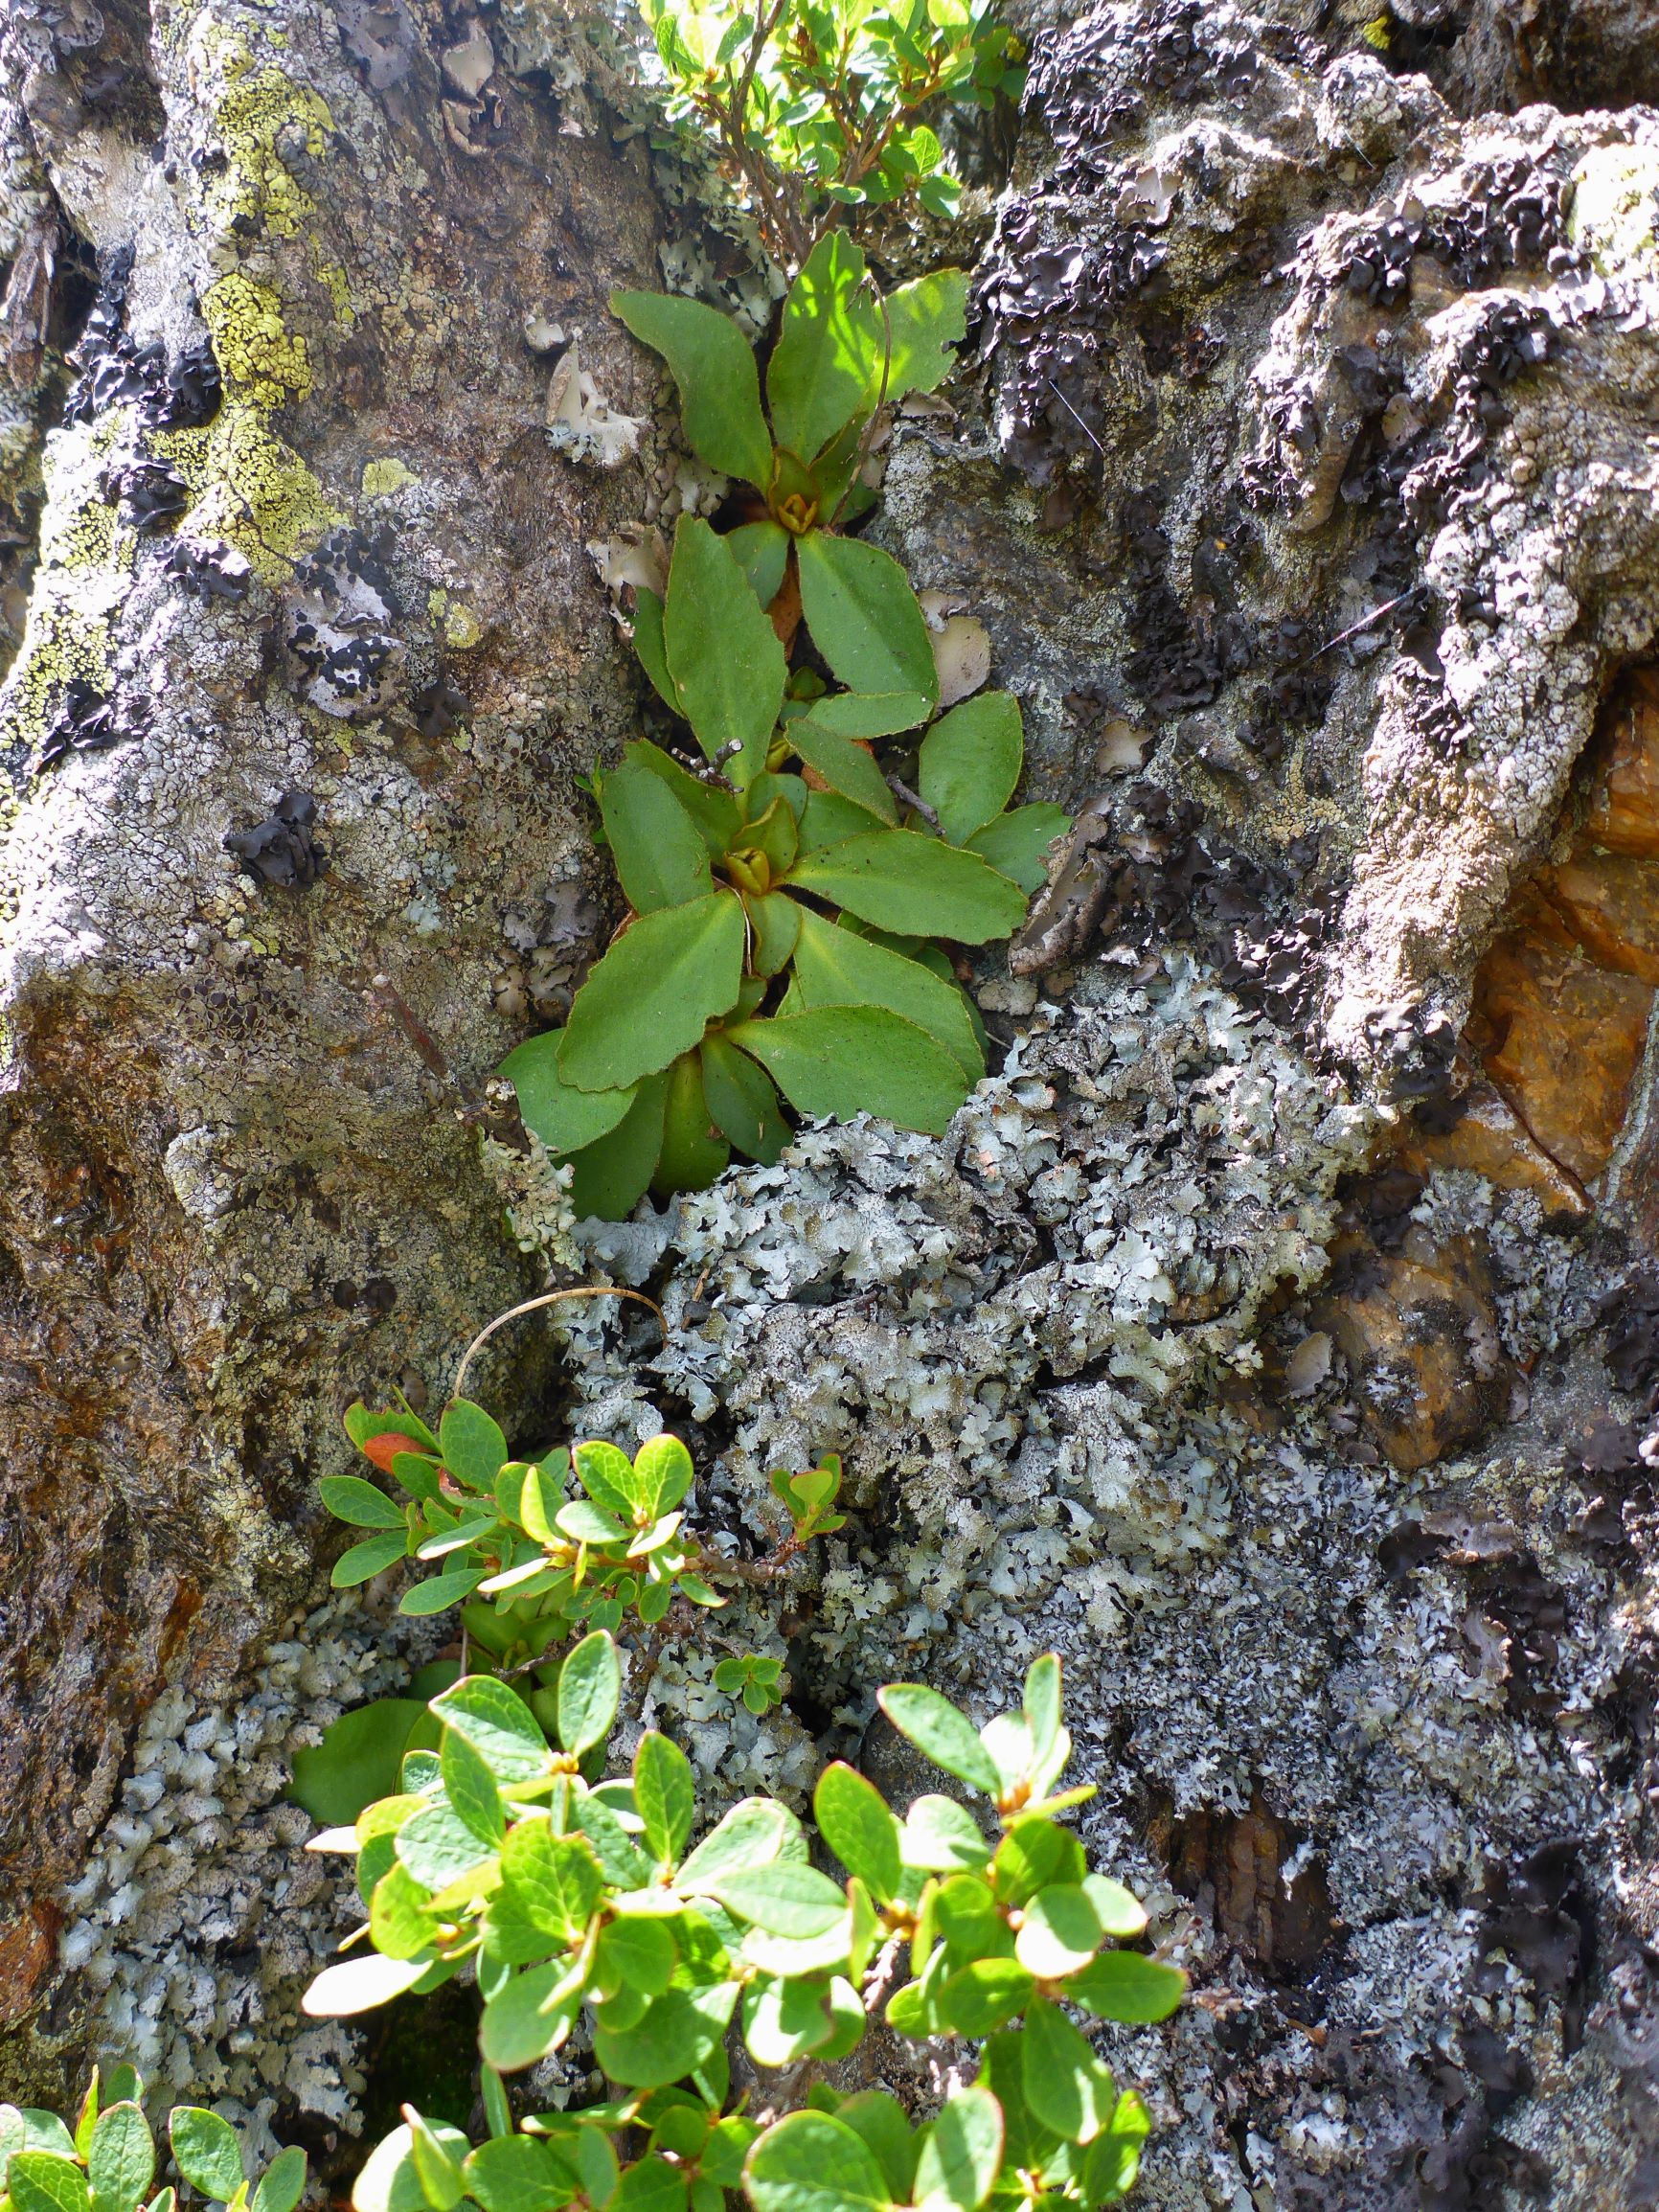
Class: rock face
0,0,667,2079
7,1,1659,2207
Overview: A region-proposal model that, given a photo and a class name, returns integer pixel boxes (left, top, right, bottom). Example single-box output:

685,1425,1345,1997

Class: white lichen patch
57,1593,441,2155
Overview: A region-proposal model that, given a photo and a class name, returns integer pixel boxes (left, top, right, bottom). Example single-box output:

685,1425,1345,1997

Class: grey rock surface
6,0,1659,2206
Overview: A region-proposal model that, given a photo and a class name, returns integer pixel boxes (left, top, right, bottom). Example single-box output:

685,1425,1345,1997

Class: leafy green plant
303,1645,1181,2210
293,1395,845,1820
641,0,1025,262
0,2074,305,2212
325,1401,736,1633
500,236,1068,1219
712,1652,784,1715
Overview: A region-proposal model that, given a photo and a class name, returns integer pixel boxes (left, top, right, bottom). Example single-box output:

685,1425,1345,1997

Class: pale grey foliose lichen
57,1594,439,2157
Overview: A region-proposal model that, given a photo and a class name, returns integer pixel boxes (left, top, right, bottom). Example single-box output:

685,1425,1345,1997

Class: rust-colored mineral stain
1161,1797,1332,1976
1583,668,1659,858
0,1899,62,2029
1398,1086,1588,1216
1469,933,1653,1185
1464,665,1659,1190
157,1576,204,1674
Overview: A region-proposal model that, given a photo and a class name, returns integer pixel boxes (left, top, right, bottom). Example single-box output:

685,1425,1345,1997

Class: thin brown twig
452,1286,666,1403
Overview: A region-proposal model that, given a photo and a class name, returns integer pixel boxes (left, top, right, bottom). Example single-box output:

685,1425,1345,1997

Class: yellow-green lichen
427,588,482,650
201,273,312,405
192,30,333,244
1571,146,1659,274
316,262,355,326
3,604,116,745
153,402,344,582
0,421,136,755
363,458,418,497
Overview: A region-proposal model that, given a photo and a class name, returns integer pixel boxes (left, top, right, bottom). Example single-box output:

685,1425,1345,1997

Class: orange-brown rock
1583,668,1659,859
1468,933,1654,1186
1529,855,1659,985
1398,1086,1589,1218
1316,1231,1513,1471
1460,666,1659,1193
1161,1797,1333,1975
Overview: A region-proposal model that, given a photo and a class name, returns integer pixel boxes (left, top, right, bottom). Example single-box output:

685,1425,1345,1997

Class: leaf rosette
500,239,1070,1217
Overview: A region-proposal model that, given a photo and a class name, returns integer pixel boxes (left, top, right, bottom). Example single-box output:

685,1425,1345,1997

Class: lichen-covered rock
11,0,1659,2204
0,0,669,2086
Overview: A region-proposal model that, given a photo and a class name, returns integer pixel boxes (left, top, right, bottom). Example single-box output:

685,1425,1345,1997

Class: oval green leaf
876,1684,1001,1794
288,1698,426,1825
634,1731,695,1863
1069,1950,1187,2024
871,269,968,410
431,1675,550,1784
918,692,1023,846
726,520,790,611
635,1434,694,1517
479,1957,580,2074
9,2156,91,2212
88,2106,154,2212
800,692,932,739
592,1985,737,2091
787,720,897,824
704,1860,847,1938
743,2111,891,2212
1013,1884,1105,1980
330,1528,410,1589
699,1036,788,1165
726,1008,966,1138
610,291,773,490
654,1049,730,1196
303,1952,430,2018
664,517,787,787
559,893,744,1093
567,1069,670,1220
812,1764,902,1904
964,804,1069,895
599,760,712,914
788,830,1026,943
439,1400,508,1493
556,1630,622,1756
249,2148,307,2212
492,1035,637,1168
768,233,882,466
1019,1999,1117,2146
912,2086,1002,2212
796,532,938,704
317,1475,405,1530
168,2113,243,2205
789,909,980,1083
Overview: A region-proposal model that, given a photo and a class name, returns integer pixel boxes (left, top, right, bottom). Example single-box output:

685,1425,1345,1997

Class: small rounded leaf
249,2149,307,2212
168,2111,244,2204
1069,1950,1187,2024
813,1764,902,1904
302,1954,429,2018
556,1631,622,1757
875,1686,1001,1795
743,2111,892,2212
912,2087,1003,2212
10,2158,91,2212
88,2105,155,2212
